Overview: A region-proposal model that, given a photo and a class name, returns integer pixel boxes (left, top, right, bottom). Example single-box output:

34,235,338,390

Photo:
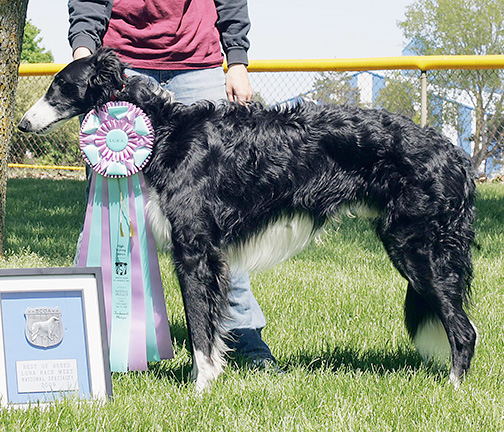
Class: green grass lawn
1,178,504,431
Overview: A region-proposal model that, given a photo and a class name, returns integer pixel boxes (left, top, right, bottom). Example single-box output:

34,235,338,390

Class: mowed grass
1,177,504,431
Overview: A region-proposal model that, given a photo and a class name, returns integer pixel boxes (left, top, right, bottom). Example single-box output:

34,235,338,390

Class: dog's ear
88,48,126,107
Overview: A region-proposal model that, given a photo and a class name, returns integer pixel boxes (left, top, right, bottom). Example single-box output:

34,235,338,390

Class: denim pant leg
223,272,266,331
161,67,228,105
126,67,272,358
223,272,274,361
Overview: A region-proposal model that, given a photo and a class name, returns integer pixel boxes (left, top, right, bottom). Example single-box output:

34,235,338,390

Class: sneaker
225,327,277,364
249,357,283,373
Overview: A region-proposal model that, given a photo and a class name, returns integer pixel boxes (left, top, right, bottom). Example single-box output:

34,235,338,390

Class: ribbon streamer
77,102,173,371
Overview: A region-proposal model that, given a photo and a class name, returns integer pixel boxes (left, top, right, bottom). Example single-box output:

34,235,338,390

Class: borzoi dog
19,49,477,391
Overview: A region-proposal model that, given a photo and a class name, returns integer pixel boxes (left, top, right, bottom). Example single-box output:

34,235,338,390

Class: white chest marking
146,188,317,272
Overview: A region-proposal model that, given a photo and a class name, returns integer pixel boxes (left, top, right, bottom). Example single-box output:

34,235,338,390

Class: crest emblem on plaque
24,307,63,348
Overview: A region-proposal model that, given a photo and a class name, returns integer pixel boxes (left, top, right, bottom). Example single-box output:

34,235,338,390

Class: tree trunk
0,0,29,257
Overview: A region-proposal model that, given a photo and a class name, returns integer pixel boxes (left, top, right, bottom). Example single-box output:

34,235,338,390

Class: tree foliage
399,0,504,56
374,72,421,122
21,19,54,63
399,0,504,171
312,72,361,106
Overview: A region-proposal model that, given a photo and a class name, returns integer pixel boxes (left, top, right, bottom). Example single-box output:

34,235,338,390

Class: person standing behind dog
67,0,277,368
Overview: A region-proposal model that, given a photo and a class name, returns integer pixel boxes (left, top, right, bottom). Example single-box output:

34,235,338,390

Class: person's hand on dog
226,64,253,105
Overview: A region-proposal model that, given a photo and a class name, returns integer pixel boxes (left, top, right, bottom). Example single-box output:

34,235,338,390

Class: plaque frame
0,267,112,407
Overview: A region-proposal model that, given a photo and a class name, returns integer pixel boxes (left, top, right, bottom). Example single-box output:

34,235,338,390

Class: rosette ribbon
77,101,173,372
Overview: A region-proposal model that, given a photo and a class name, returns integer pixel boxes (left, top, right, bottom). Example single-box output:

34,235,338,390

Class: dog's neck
115,76,177,125
110,79,127,102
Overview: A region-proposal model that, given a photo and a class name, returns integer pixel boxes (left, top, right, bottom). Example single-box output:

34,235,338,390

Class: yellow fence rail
246,55,504,72
18,55,504,76
18,63,67,76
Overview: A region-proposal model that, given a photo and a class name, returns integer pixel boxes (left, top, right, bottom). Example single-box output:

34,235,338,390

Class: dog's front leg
172,237,230,391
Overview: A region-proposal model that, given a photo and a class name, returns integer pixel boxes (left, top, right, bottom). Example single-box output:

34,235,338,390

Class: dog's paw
191,349,225,392
449,371,461,389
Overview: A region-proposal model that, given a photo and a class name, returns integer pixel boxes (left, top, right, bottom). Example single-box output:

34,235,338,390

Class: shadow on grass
145,319,191,385
282,345,433,378
475,184,504,227
145,322,446,386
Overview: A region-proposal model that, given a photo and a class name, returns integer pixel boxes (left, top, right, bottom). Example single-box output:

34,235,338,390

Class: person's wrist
73,47,92,60
225,63,253,104
227,63,247,70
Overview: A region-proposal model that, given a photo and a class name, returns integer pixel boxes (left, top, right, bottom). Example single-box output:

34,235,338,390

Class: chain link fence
13,75,82,168
11,61,504,177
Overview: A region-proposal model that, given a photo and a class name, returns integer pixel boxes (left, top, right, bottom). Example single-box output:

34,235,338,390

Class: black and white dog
19,49,477,391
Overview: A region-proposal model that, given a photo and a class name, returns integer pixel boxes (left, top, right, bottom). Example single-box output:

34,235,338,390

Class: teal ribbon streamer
131,174,160,361
107,177,132,372
86,174,103,267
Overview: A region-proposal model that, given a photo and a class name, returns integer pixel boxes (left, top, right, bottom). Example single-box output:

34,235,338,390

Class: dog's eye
52,77,77,98
60,82,77,97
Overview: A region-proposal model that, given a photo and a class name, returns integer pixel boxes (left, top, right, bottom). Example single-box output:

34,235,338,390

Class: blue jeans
128,67,227,105
128,67,273,361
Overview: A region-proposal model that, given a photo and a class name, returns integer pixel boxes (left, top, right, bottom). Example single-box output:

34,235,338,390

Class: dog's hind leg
171,238,230,391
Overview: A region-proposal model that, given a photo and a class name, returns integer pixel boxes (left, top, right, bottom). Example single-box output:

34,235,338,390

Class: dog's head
18,49,126,134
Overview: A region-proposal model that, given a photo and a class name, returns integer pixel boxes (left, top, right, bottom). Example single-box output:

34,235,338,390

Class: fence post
420,70,428,127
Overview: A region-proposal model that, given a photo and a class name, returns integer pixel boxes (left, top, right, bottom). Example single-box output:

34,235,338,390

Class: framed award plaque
0,268,112,407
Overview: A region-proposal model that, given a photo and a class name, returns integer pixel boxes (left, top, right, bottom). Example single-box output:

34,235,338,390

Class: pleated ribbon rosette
77,101,173,372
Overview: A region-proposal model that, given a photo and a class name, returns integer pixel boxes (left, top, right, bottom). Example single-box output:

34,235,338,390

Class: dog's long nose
18,117,32,132
17,96,58,134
